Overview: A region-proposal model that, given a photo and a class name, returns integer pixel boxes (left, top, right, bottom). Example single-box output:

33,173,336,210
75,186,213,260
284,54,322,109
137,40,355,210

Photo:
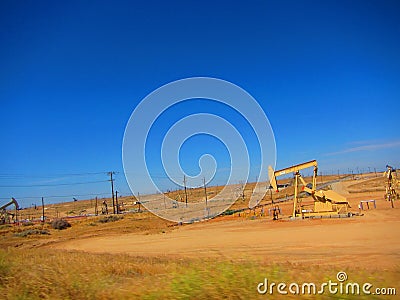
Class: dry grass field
0,174,399,299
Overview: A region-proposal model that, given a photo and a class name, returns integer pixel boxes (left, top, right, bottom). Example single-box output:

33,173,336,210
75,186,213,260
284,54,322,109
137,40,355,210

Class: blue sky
1,0,399,206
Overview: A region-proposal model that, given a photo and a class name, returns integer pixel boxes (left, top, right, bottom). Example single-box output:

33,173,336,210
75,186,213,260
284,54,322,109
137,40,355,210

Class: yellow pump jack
384,165,399,208
268,160,350,219
0,197,19,224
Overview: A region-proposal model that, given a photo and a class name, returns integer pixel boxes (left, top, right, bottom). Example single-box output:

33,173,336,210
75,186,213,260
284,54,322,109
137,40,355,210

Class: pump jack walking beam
269,160,318,191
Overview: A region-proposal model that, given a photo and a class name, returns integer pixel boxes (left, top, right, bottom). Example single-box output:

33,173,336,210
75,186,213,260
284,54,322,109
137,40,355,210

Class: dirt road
53,203,400,270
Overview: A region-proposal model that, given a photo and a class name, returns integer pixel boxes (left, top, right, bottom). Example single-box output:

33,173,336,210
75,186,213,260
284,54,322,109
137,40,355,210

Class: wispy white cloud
347,139,381,146
324,141,400,156
28,176,74,185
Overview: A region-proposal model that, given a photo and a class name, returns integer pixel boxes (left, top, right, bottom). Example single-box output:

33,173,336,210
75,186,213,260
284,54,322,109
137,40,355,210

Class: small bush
14,229,50,237
98,215,123,223
51,219,71,230
221,209,237,216
22,221,34,227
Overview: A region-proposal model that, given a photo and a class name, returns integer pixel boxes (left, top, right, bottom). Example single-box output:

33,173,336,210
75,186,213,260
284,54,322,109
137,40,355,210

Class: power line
0,180,108,188
0,171,107,178
0,192,111,200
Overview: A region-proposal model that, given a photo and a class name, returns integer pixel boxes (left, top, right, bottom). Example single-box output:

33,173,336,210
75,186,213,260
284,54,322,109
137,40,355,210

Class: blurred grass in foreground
0,248,398,299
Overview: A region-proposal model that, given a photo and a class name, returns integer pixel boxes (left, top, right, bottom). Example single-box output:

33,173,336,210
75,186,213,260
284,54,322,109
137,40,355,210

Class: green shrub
22,221,34,226
14,229,50,237
221,209,237,216
98,215,123,223
0,224,12,230
51,219,71,230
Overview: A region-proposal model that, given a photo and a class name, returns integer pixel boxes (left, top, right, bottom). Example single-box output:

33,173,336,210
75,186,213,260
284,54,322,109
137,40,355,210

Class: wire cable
0,180,109,188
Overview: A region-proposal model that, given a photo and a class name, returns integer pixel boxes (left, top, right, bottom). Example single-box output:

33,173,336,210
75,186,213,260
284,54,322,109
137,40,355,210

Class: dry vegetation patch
0,248,398,299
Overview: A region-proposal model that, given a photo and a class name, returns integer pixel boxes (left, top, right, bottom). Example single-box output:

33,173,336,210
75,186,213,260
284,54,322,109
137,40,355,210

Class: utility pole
41,197,45,223
108,171,116,214
95,196,98,216
374,167,377,177
183,175,188,207
203,177,208,207
115,191,119,214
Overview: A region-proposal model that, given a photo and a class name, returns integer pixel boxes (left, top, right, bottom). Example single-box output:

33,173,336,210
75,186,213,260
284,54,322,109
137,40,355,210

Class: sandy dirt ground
52,182,400,271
